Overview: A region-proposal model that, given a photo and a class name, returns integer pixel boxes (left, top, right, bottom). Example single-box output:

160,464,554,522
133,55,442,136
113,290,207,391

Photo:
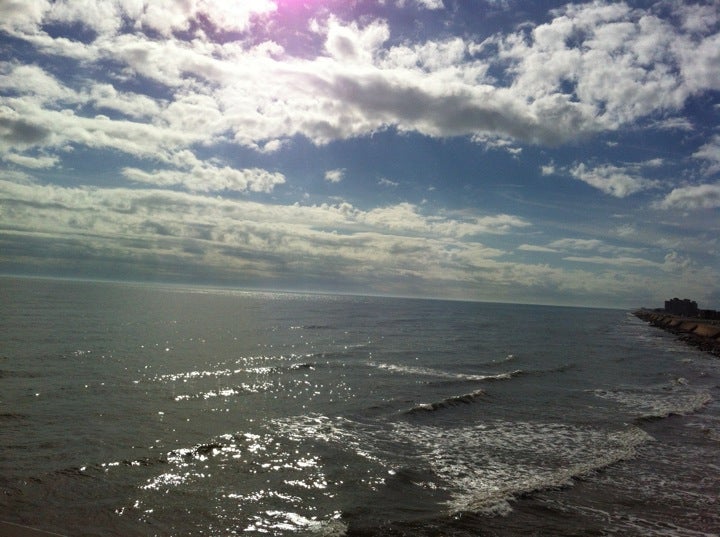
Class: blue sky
1,0,719,308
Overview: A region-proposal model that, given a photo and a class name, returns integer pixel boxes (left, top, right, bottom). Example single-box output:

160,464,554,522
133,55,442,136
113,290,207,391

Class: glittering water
1,277,718,536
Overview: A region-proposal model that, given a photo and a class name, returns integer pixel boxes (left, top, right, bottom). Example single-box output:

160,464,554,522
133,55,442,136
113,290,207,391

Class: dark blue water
1,277,718,536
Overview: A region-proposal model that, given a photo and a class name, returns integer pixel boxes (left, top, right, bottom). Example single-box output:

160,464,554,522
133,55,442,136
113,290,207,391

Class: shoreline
633,310,720,357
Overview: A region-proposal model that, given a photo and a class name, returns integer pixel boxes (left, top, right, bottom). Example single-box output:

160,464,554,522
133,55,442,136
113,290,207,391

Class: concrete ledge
693,324,720,339
633,310,720,357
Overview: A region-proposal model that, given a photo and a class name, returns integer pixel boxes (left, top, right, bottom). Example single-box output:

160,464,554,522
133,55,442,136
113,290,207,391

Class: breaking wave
391,420,652,516
366,361,523,382
405,389,487,414
594,379,712,421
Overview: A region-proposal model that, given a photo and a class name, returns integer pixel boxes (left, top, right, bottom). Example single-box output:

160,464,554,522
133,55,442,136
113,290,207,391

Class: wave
166,441,227,463
273,414,652,518
173,383,274,401
483,369,524,381
96,432,269,478
152,358,320,384
391,420,652,517
542,363,577,374
405,389,487,415
244,361,320,375
0,412,28,421
154,368,246,382
273,414,395,466
0,369,42,378
99,456,167,470
140,429,337,498
271,414,653,521
366,361,523,383
245,511,347,536
452,426,651,515
289,362,317,371
594,382,712,421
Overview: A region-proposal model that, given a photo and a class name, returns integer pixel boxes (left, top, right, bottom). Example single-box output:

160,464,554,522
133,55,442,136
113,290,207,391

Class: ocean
1,277,718,536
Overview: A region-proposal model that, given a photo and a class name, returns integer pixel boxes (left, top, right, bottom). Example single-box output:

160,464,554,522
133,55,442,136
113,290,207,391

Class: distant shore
633,310,720,357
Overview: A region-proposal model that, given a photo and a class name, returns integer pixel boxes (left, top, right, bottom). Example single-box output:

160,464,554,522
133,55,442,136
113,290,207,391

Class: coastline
633,310,720,357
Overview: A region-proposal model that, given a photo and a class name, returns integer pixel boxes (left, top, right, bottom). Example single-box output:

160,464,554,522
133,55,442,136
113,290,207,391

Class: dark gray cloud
0,114,51,145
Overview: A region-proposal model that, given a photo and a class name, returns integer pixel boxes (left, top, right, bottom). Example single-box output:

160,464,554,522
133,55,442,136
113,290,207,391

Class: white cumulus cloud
324,169,345,183
657,183,720,210
569,163,660,198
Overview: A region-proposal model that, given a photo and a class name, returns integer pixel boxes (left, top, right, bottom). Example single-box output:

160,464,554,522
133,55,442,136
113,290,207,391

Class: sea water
1,277,718,536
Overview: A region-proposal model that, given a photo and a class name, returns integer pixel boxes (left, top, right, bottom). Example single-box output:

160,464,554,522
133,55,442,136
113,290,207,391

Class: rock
633,310,720,357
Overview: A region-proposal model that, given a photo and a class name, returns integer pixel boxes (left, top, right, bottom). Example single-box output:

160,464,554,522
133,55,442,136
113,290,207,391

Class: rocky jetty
633,310,720,357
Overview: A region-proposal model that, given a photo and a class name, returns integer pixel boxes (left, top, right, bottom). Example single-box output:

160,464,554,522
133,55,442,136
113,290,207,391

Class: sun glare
201,0,278,31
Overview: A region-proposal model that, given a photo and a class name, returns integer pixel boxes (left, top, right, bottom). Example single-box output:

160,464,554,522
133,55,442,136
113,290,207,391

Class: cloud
393,0,445,10
524,237,645,258
471,213,530,234
676,3,719,33
2,1,718,158
2,152,59,169
0,0,49,33
693,135,720,173
614,224,636,237
515,235,699,279
301,202,530,239
378,177,399,187
540,163,555,176
414,0,445,9
1,178,598,302
323,17,390,63
0,179,525,269
494,2,720,133
663,250,691,272
568,162,660,197
1,1,719,307
561,249,694,274
0,169,35,184
86,83,164,119
656,183,720,210
194,0,278,33
324,168,345,183
518,244,557,253
562,255,658,268
45,0,126,36
642,158,664,168
1,0,277,38
548,238,604,251
0,176,713,306
0,108,52,148
0,62,77,102
0,70,198,162
650,117,694,131
122,164,286,194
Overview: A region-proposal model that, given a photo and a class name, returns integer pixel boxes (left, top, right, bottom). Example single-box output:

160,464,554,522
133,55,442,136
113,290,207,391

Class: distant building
664,298,699,317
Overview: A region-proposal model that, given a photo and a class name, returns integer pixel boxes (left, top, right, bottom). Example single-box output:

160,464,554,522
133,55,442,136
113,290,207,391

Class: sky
1,0,719,309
